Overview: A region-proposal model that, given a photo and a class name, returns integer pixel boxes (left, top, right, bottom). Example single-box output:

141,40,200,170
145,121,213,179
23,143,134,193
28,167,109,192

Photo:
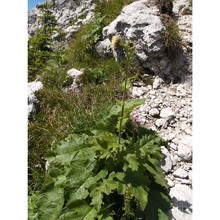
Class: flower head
132,116,141,123
111,35,121,49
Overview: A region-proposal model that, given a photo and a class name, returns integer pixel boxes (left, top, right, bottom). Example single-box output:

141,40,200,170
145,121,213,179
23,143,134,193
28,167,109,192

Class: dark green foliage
29,100,172,219
28,29,54,81
28,2,64,81
39,3,57,34
81,16,105,51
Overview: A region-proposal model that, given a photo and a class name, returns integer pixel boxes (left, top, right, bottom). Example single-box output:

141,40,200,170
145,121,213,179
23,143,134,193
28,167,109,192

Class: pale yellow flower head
111,35,120,49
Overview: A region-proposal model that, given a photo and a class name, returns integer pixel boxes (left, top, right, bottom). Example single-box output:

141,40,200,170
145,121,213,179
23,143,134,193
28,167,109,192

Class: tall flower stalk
111,36,136,145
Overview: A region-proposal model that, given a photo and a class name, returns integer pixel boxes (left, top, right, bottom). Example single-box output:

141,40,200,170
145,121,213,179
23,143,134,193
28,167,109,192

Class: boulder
28,81,43,119
98,0,192,82
95,38,113,57
65,68,84,91
101,1,165,71
168,184,192,220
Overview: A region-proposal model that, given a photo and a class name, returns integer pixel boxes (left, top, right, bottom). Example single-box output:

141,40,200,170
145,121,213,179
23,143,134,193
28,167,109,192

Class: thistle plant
111,36,137,145
28,36,172,220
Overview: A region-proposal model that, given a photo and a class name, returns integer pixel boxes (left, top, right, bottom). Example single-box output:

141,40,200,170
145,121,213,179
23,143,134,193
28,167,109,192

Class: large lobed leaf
37,187,64,220
93,99,144,134
144,189,172,220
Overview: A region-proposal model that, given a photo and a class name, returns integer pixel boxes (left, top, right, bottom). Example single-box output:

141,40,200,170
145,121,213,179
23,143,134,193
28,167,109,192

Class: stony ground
131,75,192,220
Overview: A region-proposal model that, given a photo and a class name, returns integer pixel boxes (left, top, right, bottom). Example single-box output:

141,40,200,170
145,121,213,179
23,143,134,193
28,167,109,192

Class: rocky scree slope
28,0,192,219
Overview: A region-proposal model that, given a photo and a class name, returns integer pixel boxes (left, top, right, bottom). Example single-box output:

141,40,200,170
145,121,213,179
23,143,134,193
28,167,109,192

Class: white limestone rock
28,0,95,43
155,118,166,128
160,147,173,174
160,107,174,118
132,87,144,98
177,144,192,161
149,108,160,117
168,184,192,220
95,38,113,57
28,81,43,119
166,178,175,187
153,77,164,89
65,68,84,91
173,168,188,179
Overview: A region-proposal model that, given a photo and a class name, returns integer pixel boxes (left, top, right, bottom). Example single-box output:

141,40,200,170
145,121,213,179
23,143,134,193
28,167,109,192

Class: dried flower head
111,35,121,49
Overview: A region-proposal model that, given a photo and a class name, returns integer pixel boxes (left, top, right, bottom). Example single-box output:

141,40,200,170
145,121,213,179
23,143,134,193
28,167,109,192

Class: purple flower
132,116,141,123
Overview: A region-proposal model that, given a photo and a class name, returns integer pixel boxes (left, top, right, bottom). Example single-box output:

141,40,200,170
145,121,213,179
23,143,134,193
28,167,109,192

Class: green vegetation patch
93,0,133,26
161,15,182,55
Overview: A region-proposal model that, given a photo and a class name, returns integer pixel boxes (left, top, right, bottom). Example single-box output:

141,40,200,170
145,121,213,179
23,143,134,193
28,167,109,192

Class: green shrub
28,2,64,81
28,29,53,81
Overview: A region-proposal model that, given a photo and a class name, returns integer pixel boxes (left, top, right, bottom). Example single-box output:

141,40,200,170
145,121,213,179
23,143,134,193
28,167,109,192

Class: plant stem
118,78,127,145
118,52,130,145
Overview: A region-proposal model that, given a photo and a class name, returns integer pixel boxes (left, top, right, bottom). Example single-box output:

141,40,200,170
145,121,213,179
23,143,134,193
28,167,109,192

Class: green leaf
37,187,64,220
65,159,97,188
28,193,39,220
125,154,139,171
90,177,118,211
83,208,97,220
144,162,169,189
49,168,62,178
58,201,95,220
55,133,90,154
117,182,126,195
92,104,121,134
54,175,67,187
134,186,148,211
86,170,108,189
124,169,152,187
145,189,172,220
121,80,132,90
104,217,114,220
90,189,104,211
93,99,144,135
45,134,95,166
67,186,89,207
